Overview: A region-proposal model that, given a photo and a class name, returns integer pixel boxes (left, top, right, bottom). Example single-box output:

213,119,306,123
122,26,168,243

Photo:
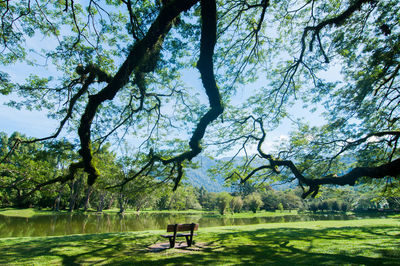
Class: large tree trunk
69,177,83,212
106,193,114,210
83,186,93,211
97,191,106,212
118,193,127,215
53,184,65,211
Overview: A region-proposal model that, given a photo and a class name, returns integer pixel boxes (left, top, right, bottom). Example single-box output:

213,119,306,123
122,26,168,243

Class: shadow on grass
139,225,400,265
0,232,157,265
0,225,399,265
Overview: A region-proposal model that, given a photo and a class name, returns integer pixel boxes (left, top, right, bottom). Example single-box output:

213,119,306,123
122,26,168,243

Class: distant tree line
1,132,399,214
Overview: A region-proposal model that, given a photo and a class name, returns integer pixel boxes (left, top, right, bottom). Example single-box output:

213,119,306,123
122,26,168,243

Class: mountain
184,156,230,192
184,156,296,192
184,155,358,192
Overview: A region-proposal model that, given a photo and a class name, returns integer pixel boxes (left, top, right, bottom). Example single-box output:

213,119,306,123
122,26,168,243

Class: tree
198,191,218,211
244,192,264,213
216,192,232,215
331,200,340,212
230,196,244,213
261,190,281,211
197,186,209,208
0,132,76,208
340,202,350,212
164,184,202,210
1,0,400,201
277,191,305,211
309,202,319,213
214,0,400,199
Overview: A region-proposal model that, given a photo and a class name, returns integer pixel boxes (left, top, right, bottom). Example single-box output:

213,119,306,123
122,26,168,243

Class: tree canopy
0,0,399,198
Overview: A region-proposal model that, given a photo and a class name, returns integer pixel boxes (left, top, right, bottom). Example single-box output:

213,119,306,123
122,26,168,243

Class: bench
161,223,199,248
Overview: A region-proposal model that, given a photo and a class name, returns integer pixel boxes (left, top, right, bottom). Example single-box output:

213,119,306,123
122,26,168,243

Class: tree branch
77,0,199,186
151,0,223,190
238,117,400,198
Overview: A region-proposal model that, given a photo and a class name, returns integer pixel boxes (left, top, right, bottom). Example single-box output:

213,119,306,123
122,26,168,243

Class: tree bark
53,185,64,212
83,186,93,211
118,193,127,214
97,191,106,212
69,177,83,212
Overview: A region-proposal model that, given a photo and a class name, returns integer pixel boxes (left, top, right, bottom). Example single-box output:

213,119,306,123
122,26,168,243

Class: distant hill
184,155,358,192
184,156,296,192
184,156,230,192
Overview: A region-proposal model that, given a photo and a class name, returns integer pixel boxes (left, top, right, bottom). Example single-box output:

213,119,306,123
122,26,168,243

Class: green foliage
1,129,394,214
230,196,243,213
244,192,263,213
1,0,400,206
216,192,232,215
0,132,75,207
261,189,281,210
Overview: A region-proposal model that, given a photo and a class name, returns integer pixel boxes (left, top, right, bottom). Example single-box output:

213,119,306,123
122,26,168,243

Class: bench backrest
166,223,199,232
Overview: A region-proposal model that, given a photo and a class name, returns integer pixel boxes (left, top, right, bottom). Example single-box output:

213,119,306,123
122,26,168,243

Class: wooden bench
161,223,199,248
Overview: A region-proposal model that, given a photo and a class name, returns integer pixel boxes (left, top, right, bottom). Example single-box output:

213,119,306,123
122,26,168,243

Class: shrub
309,202,318,213
244,193,264,213
230,196,243,213
216,192,232,215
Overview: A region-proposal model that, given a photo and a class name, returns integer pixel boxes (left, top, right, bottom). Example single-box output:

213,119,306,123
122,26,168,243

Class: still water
0,212,388,238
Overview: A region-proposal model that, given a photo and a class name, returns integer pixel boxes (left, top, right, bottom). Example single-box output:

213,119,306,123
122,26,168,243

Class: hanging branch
106,0,224,191
237,117,400,198
273,0,376,114
152,0,223,190
77,0,199,186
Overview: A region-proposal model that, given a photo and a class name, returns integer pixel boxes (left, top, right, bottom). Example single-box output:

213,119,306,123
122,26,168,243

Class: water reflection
0,212,388,238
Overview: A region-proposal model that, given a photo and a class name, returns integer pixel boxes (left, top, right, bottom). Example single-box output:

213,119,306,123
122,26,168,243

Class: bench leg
168,237,175,248
185,235,193,247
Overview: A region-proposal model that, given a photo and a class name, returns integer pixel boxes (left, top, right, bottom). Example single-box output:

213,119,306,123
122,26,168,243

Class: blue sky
0,56,61,138
0,62,330,155
0,6,342,156
0,103,57,137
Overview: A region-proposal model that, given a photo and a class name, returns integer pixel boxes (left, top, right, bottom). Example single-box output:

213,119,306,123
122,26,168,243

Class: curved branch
273,157,400,198
239,117,400,198
77,0,199,186
241,165,273,183
107,157,155,189
275,0,375,110
24,161,84,198
152,0,223,190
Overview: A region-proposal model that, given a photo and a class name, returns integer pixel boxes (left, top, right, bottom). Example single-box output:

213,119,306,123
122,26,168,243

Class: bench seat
160,223,199,248
161,233,198,238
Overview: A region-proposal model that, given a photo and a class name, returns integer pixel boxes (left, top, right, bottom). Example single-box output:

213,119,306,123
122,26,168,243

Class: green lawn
199,210,299,218
0,207,299,218
0,208,61,218
0,218,399,265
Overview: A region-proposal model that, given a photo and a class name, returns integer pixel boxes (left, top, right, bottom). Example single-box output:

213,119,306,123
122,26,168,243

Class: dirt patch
147,241,209,253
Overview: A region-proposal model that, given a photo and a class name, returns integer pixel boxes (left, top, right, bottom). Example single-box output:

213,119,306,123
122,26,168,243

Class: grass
0,208,213,218
0,218,399,265
0,208,61,218
103,208,210,215
0,207,299,218
389,213,400,218
220,210,299,218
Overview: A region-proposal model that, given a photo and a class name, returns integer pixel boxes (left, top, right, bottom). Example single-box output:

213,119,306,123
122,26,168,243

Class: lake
0,212,389,238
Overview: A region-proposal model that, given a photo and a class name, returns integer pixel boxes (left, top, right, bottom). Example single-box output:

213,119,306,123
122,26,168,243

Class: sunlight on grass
0,208,57,218
213,210,299,218
0,218,398,265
